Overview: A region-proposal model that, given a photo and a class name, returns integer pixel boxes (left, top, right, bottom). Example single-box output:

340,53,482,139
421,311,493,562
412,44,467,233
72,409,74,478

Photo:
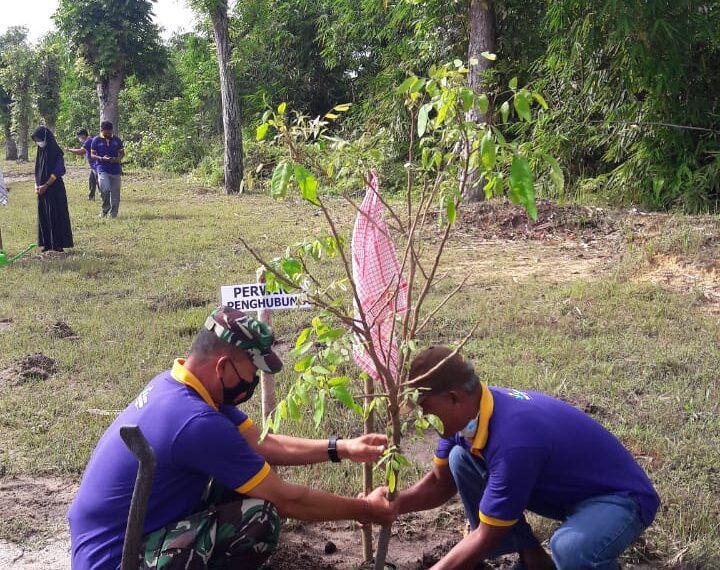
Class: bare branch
416,272,471,334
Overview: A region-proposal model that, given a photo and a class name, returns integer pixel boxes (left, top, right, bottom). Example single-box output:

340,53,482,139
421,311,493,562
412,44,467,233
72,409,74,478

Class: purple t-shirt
82,137,96,169
68,360,269,570
91,135,123,175
435,385,660,527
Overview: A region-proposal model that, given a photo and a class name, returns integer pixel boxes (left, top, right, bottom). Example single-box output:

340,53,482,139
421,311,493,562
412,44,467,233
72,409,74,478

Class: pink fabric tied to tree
352,170,408,387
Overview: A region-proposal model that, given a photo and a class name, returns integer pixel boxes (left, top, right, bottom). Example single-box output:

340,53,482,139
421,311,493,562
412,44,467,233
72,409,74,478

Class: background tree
54,0,165,130
189,0,244,194
0,32,36,161
35,37,63,131
0,27,30,161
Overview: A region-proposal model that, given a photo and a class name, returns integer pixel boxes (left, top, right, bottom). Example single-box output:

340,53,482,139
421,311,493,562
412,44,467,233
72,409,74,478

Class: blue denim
448,446,647,569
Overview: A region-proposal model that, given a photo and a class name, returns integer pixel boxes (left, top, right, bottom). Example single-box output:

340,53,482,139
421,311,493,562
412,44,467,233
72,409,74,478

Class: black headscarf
33,126,65,186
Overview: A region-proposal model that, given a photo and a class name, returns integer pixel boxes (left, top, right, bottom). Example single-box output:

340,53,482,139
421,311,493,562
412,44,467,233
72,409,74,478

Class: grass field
0,158,718,568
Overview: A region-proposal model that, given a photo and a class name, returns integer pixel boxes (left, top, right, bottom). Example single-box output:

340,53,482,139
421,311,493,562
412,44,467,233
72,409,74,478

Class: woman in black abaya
32,126,73,252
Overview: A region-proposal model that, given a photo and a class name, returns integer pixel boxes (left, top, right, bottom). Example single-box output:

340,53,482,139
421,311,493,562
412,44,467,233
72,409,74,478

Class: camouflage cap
204,307,283,373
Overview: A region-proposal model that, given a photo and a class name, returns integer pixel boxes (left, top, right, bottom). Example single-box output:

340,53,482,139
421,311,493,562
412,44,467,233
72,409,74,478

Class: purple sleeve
173,412,267,492
434,435,462,464
53,156,66,178
479,446,546,525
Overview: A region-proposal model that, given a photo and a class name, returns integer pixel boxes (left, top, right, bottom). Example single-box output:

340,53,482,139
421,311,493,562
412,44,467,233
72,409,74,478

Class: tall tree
0,33,36,161
54,0,165,131
35,39,63,131
0,27,28,160
462,0,497,201
190,0,244,194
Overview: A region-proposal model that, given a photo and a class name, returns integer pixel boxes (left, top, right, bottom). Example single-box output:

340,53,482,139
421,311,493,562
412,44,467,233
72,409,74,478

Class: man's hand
339,433,388,463
359,486,396,525
35,184,47,195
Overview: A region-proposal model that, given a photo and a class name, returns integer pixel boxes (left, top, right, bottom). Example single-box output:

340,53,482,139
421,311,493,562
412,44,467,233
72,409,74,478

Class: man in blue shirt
91,121,124,218
67,128,97,200
394,346,660,570
68,307,394,570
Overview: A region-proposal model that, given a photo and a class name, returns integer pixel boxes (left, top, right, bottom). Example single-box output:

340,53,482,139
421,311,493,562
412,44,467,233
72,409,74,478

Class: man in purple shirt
67,128,98,200
394,346,660,570
68,307,394,570
91,120,124,218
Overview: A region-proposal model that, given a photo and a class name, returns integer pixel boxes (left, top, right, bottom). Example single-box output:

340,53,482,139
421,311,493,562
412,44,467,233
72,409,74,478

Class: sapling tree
241,60,554,568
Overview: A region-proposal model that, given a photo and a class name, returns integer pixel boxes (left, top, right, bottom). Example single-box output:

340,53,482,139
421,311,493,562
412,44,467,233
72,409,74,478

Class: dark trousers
88,168,98,199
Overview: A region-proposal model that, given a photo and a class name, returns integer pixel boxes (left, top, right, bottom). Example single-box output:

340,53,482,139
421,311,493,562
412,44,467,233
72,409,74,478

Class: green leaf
480,131,496,170
514,91,532,122
435,101,451,127
426,414,444,434
388,467,396,493
281,257,302,279
333,103,351,112
480,51,497,61
288,396,301,421
445,195,456,225
509,156,537,220
256,123,269,141
295,327,311,349
294,354,314,372
509,77,518,90
270,162,292,199
313,391,326,428
500,101,510,124
477,94,489,115
294,165,320,205
460,88,474,113
277,102,287,115
417,103,431,137
532,92,549,110
325,112,339,120
330,385,362,415
542,153,564,193
396,76,417,94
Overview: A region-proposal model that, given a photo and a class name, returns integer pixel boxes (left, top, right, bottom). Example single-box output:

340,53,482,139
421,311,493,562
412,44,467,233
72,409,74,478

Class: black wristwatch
328,434,342,463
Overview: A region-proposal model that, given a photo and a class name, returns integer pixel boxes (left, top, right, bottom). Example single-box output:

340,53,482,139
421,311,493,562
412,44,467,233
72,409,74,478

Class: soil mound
0,353,58,386
46,321,78,340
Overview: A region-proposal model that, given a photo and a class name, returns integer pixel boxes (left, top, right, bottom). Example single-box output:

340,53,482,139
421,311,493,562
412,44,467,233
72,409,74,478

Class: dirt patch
0,317,13,333
636,255,720,313
0,353,58,387
46,321,78,340
457,200,618,243
146,293,212,313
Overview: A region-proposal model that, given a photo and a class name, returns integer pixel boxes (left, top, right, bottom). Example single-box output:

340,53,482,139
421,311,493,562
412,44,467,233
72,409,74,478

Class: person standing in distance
91,121,124,218
67,128,98,200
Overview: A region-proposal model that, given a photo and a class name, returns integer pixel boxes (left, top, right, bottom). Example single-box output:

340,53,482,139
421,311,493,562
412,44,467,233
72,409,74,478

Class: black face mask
221,360,260,405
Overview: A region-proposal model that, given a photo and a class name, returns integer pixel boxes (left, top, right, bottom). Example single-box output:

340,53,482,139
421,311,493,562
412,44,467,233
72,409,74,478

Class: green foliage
54,0,166,83
530,0,720,211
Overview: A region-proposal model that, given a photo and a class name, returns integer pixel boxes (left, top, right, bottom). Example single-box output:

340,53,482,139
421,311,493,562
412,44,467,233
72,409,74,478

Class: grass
1,158,719,567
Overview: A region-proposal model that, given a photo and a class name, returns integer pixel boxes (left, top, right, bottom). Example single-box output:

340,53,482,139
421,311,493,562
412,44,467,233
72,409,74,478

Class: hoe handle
120,425,157,570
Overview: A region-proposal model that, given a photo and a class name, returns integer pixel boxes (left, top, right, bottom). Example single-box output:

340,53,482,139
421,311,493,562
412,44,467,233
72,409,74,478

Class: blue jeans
448,446,647,569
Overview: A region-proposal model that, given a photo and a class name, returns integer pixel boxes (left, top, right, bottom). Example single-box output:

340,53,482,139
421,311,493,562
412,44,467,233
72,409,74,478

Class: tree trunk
97,74,123,131
18,114,29,161
4,124,17,160
210,2,244,195
463,0,497,202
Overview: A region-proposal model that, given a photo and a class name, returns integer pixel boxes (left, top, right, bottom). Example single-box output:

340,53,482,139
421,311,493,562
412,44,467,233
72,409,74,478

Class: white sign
220,283,309,311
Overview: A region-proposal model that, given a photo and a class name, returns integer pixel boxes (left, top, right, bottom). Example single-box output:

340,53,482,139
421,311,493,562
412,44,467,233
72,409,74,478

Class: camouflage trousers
141,489,280,570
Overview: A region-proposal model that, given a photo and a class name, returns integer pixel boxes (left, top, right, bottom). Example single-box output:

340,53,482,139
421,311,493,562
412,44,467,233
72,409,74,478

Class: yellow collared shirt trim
235,462,271,494
170,359,218,410
433,456,449,466
238,418,254,433
479,512,518,527
470,383,494,453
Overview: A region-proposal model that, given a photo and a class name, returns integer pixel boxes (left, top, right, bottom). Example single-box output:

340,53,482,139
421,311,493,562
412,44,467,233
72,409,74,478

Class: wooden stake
256,267,276,420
